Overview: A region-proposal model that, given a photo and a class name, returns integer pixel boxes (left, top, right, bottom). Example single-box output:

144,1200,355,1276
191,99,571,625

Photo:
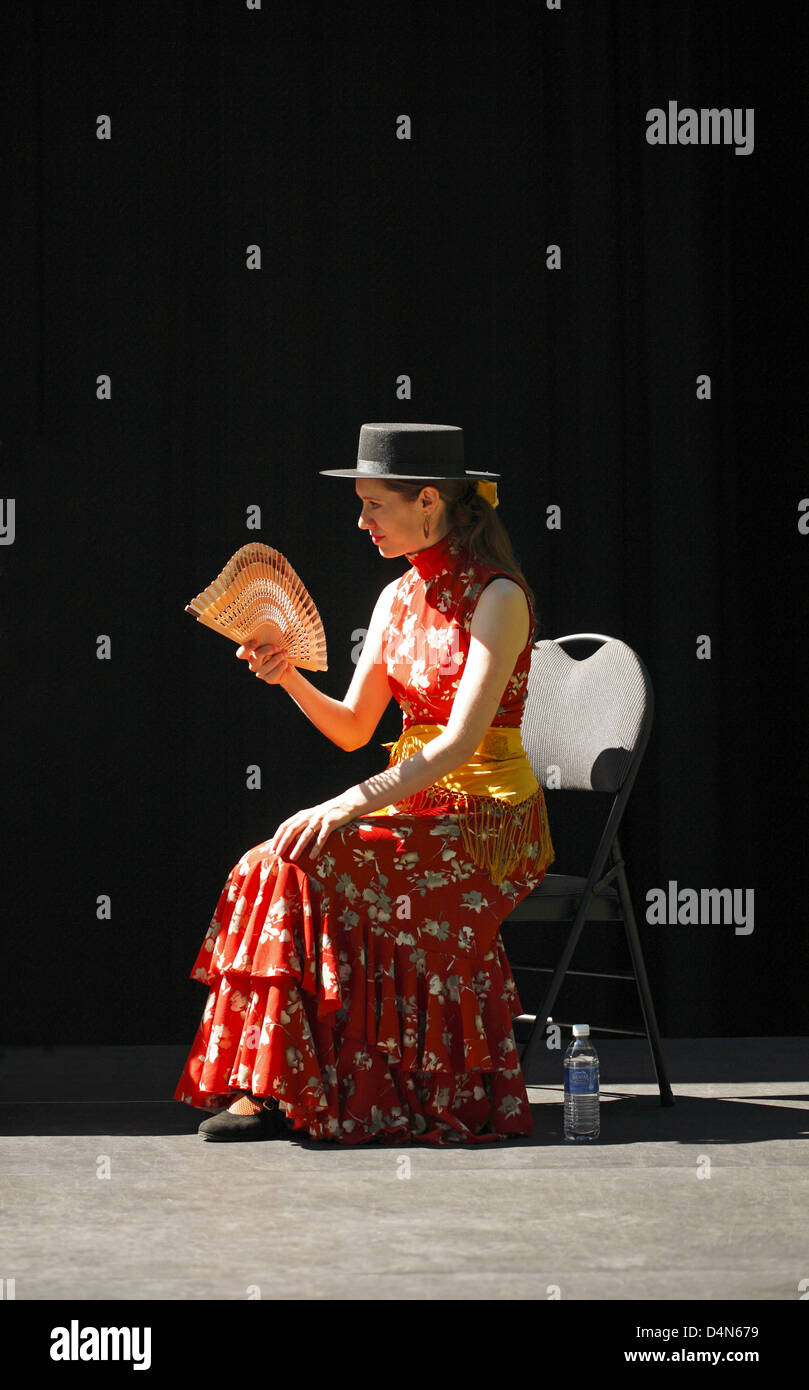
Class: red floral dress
173,525,555,1144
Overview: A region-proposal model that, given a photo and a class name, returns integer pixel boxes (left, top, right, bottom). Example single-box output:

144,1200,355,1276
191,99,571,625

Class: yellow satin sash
365,722,555,887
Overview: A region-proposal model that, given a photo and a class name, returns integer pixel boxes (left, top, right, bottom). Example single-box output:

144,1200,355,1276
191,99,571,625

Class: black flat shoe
198,1098,290,1142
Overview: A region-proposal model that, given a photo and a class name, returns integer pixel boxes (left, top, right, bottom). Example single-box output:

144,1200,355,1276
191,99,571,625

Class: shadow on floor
1,1092,807,1146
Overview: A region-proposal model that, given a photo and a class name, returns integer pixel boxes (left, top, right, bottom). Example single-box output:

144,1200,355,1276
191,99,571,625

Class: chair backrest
520,634,654,792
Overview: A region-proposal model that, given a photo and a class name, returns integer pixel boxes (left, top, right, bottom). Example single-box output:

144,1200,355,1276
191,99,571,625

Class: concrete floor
0,1038,806,1301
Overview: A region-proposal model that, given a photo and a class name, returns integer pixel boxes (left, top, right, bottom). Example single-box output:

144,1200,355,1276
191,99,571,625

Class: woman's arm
247,579,398,750
268,577,531,860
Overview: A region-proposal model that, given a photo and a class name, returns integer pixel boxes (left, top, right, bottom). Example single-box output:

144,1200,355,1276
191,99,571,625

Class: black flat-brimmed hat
319,423,501,482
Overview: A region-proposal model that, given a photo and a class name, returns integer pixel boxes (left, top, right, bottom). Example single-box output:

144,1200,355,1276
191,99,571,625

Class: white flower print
472,971,492,1000
258,920,292,945
362,884,393,922
274,895,295,917
430,821,461,839
504,671,528,700
208,1024,232,1061
444,975,461,1003
228,895,247,933
414,869,448,892
446,856,478,884
502,976,517,1004
335,873,358,899
410,662,432,695
351,848,380,870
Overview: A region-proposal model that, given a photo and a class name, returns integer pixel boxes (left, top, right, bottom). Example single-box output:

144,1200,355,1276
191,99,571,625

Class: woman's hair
379,477,537,617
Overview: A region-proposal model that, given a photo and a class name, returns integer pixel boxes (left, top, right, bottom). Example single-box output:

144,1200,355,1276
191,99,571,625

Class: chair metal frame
503,633,675,1106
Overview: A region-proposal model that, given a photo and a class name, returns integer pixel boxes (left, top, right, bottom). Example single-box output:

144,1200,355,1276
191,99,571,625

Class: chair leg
613,838,675,1107
518,894,596,1080
517,844,675,1107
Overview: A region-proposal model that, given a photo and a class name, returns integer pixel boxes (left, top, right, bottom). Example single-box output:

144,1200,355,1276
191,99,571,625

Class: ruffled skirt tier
174,813,546,1144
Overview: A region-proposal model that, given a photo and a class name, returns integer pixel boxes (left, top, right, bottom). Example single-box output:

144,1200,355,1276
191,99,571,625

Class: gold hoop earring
423,513,431,539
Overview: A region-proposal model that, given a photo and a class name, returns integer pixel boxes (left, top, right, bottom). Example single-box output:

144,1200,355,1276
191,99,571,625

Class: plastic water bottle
563,1024,600,1141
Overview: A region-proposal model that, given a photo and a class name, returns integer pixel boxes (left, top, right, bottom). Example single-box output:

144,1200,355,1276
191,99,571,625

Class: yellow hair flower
474,479,499,509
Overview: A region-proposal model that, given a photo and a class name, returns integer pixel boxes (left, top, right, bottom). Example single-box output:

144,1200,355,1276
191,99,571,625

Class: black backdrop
2,0,806,1047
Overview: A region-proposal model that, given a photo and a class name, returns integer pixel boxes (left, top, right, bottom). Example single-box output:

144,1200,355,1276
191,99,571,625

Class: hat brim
319,469,502,480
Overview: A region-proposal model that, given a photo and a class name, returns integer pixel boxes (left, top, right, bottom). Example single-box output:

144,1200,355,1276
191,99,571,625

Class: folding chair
501,633,675,1106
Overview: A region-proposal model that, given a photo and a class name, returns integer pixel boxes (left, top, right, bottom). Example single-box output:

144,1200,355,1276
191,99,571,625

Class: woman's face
355,480,442,558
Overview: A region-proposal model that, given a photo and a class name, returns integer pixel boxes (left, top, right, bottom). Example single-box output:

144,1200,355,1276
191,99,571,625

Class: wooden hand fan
184,542,327,671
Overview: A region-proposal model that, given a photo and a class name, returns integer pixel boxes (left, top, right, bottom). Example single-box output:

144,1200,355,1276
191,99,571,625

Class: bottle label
565,1065,599,1095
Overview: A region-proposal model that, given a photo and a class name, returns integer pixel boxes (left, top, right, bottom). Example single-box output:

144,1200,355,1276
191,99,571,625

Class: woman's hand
236,641,292,685
268,796,358,862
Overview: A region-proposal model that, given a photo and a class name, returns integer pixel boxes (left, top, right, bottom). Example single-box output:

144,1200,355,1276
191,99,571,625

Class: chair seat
504,872,623,922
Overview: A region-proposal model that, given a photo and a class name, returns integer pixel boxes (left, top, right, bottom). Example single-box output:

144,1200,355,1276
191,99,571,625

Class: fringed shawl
370,722,555,887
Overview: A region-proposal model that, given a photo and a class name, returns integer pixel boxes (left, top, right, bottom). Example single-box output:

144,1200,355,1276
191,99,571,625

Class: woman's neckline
405,524,463,580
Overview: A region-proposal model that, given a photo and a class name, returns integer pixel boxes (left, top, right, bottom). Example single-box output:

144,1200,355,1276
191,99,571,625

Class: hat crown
319,422,501,480
357,423,464,478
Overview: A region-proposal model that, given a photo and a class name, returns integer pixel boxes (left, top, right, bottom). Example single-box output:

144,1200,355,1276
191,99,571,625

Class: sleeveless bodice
369,522,554,886
383,524,534,729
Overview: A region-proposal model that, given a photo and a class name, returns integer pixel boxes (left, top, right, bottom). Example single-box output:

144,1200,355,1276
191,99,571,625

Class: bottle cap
572,1024,590,1036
